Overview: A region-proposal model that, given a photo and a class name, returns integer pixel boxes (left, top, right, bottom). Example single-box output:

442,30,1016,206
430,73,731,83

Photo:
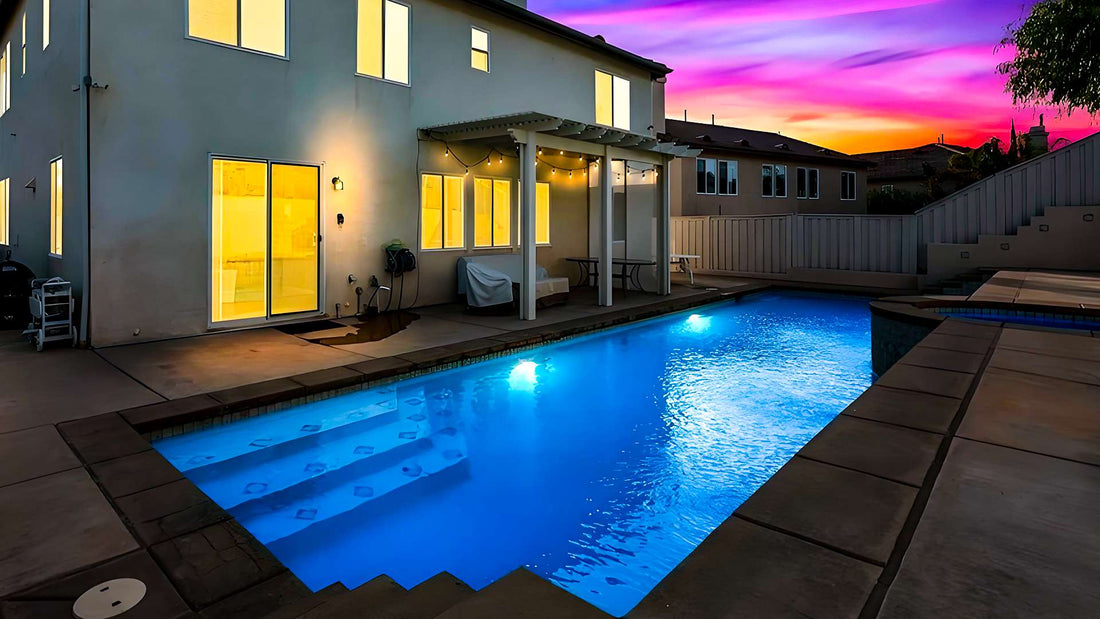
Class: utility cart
23,278,78,351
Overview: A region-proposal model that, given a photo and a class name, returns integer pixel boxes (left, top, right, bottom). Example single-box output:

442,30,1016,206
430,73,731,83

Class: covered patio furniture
457,255,570,312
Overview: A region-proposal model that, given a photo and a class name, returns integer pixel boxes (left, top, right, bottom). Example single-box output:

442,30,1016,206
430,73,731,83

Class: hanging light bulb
499,154,504,164
465,168,469,176
569,170,573,178
642,171,647,180
552,167,556,175
560,150,564,156
538,148,543,155
444,148,449,158
579,154,584,161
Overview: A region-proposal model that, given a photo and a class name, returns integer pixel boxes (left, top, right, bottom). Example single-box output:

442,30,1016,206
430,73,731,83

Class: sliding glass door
211,158,319,324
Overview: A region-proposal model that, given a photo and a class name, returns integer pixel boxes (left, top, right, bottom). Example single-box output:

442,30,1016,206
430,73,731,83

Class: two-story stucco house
663,119,872,217
0,0,695,346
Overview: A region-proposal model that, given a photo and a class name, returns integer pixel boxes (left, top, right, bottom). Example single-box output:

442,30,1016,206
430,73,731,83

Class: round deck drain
73,579,146,619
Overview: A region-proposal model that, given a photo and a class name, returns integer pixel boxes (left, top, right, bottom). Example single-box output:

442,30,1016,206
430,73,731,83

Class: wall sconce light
331,177,345,191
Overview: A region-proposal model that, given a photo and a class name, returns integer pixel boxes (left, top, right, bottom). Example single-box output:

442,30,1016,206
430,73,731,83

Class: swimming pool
155,291,873,616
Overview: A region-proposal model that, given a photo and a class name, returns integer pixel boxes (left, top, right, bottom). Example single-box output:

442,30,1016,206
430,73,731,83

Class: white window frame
841,170,857,201
49,155,62,258
796,167,820,200
42,0,49,50
355,0,411,87
21,12,26,75
0,178,9,246
419,171,464,251
762,164,788,198
718,160,738,196
206,153,326,329
473,176,511,248
470,26,489,73
184,0,291,60
696,158,716,195
0,42,9,116
595,69,630,132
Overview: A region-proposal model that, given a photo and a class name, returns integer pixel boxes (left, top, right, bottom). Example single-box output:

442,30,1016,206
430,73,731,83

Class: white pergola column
598,149,614,306
520,131,538,320
657,157,672,295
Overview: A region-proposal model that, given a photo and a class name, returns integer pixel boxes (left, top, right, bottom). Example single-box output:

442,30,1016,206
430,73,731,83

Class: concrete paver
988,346,1100,385
997,327,1100,363
875,363,975,399
880,439,1100,618
0,426,80,488
736,457,918,564
841,385,961,434
799,415,941,486
897,345,984,374
331,316,507,358
959,367,1100,465
0,469,138,598
631,518,880,619
0,347,161,433
98,328,369,399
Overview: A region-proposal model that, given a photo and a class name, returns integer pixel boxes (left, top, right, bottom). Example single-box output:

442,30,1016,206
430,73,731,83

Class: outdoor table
565,257,658,294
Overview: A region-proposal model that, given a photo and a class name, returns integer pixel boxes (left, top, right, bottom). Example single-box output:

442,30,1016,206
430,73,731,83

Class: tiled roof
662,120,873,167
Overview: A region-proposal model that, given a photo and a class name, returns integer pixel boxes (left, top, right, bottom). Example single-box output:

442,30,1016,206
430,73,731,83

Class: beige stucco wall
85,0,663,345
672,154,867,216
0,0,84,290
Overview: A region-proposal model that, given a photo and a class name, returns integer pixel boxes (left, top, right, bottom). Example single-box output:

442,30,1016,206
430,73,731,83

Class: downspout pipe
77,0,91,346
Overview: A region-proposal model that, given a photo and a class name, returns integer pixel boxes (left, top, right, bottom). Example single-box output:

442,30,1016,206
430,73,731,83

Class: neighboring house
0,0,693,346
662,119,873,217
856,141,969,195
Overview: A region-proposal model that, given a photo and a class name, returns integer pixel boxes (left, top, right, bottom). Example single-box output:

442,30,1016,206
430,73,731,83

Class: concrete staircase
925,205,1100,285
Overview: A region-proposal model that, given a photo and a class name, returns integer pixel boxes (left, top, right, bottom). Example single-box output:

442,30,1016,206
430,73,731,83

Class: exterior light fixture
444,149,450,157
331,177,345,191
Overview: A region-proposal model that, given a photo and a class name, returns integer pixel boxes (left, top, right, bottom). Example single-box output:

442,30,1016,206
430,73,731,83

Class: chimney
684,109,688,121
711,114,715,125
1028,114,1049,153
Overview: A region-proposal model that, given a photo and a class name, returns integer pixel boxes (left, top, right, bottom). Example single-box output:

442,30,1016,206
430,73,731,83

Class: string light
499,154,503,164
444,149,449,158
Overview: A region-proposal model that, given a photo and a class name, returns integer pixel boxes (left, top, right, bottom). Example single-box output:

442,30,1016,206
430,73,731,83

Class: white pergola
421,112,701,320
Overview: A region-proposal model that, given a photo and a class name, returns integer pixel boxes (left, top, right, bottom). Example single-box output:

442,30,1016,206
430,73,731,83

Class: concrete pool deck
2,273,1099,617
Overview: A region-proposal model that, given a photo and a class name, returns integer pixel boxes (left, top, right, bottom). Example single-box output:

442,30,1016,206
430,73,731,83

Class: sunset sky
529,0,1099,153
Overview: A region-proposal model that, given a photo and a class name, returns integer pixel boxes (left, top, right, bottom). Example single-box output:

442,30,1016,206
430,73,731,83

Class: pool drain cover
73,578,146,619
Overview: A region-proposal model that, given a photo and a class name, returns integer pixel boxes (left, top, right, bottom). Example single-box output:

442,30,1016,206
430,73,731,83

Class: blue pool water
155,291,873,616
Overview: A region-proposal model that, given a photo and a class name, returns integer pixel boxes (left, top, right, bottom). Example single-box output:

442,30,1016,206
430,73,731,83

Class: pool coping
11,283,773,618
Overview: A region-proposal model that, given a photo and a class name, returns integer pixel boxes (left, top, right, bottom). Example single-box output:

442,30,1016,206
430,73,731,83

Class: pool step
299,575,407,619
157,385,419,473
187,412,438,510
239,430,468,545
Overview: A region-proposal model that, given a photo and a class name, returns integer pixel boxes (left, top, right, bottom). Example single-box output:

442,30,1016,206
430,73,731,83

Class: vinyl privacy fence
672,131,1100,276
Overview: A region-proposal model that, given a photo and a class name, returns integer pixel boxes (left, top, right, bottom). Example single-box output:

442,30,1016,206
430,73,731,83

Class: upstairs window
1,43,9,115
595,70,630,131
187,0,287,57
762,164,788,198
696,158,716,194
841,171,857,201
42,0,49,50
471,27,489,72
796,167,819,199
358,0,409,85
718,160,738,195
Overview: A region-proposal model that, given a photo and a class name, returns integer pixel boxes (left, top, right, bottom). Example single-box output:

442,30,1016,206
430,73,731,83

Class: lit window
763,164,787,198
42,0,49,50
797,167,819,199
421,173,463,249
718,160,738,195
210,158,320,323
695,158,716,195
536,182,550,245
0,42,9,115
474,178,510,247
841,171,857,201
21,13,26,75
358,0,409,85
50,157,62,256
471,27,489,72
0,178,8,246
187,0,286,56
595,70,629,131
